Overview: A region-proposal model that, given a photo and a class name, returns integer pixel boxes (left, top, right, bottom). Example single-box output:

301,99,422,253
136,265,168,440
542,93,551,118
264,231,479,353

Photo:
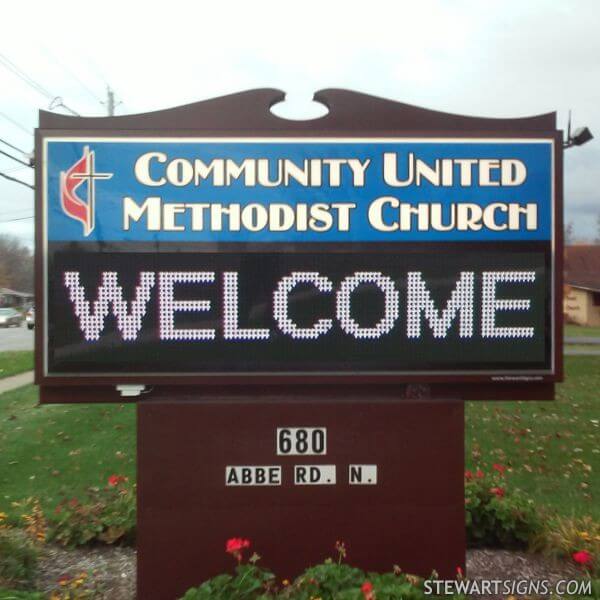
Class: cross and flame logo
60,146,113,236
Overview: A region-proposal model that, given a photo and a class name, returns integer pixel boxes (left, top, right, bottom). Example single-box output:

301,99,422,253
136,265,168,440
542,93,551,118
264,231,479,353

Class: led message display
41,138,556,381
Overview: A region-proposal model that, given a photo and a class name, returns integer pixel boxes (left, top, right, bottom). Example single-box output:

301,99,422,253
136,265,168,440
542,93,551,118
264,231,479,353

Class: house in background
564,245,600,326
0,287,34,309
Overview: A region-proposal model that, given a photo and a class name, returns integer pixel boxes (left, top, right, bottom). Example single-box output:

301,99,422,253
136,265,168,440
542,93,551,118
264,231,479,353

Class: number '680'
277,428,326,455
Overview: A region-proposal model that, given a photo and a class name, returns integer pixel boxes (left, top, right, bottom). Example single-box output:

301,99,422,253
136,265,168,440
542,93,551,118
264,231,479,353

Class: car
26,306,35,330
0,308,24,328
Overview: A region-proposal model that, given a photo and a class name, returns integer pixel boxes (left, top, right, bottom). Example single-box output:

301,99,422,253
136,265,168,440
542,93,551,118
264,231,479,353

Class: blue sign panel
45,138,553,243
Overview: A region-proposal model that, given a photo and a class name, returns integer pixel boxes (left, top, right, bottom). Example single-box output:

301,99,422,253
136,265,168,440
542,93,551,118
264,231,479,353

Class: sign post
36,89,562,599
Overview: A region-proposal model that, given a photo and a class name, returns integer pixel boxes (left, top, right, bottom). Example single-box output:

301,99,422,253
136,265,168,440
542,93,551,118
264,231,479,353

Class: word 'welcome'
63,269,536,343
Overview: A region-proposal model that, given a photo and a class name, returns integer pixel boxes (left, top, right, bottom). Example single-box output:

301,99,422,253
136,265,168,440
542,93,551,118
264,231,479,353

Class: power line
0,148,31,168
0,215,33,223
0,52,54,99
0,111,32,135
2,165,29,174
0,137,27,155
0,171,34,190
0,207,34,217
0,53,80,116
81,54,109,87
42,47,102,103
48,97,79,116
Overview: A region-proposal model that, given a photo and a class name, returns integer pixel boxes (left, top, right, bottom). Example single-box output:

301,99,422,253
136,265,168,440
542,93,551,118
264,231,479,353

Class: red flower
456,566,464,579
572,550,593,566
107,474,126,487
58,574,72,586
475,469,484,479
464,470,473,480
492,463,506,475
361,580,374,599
490,486,505,498
226,537,251,562
226,538,250,553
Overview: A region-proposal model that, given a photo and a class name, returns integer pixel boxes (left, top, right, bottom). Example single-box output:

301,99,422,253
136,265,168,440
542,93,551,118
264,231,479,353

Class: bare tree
0,261,9,288
565,221,574,245
0,235,33,292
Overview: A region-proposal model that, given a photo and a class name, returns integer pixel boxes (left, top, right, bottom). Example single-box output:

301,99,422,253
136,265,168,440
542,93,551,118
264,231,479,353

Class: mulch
35,545,135,599
467,549,582,599
34,546,583,599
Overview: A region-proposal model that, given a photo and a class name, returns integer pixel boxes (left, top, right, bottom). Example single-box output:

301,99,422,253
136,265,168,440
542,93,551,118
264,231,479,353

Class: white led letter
481,271,536,338
223,272,270,340
158,272,215,340
336,272,399,339
64,271,155,341
406,272,474,338
273,272,333,339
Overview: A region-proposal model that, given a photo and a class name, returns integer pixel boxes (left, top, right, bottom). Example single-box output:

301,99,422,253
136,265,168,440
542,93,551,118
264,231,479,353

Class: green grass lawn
0,357,598,523
0,385,135,519
0,352,34,379
565,324,600,338
466,356,600,520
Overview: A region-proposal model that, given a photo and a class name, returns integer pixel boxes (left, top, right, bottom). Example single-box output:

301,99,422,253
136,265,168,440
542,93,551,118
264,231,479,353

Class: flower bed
180,539,468,600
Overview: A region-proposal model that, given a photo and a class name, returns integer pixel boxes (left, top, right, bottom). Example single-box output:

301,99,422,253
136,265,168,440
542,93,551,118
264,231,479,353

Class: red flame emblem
60,146,112,236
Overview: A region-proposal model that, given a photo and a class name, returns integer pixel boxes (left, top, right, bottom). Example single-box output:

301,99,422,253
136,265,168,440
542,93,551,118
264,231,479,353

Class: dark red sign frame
35,89,563,402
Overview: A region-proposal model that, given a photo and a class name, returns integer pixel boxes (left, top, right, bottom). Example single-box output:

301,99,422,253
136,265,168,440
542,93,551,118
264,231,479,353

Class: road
564,336,600,344
0,324,34,351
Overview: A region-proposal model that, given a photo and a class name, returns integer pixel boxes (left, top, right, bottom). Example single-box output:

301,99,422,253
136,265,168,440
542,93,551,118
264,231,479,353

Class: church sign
39,135,556,383
35,90,564,598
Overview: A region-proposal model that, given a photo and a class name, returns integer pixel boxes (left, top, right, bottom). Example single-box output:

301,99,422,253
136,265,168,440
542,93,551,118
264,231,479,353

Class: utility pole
104,85,122,116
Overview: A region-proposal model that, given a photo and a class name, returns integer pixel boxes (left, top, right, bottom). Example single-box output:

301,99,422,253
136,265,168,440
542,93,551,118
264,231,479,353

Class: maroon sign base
137,397,465,600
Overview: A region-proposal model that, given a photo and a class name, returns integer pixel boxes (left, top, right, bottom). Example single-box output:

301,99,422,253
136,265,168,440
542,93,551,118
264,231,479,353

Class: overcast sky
1,0,598,246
